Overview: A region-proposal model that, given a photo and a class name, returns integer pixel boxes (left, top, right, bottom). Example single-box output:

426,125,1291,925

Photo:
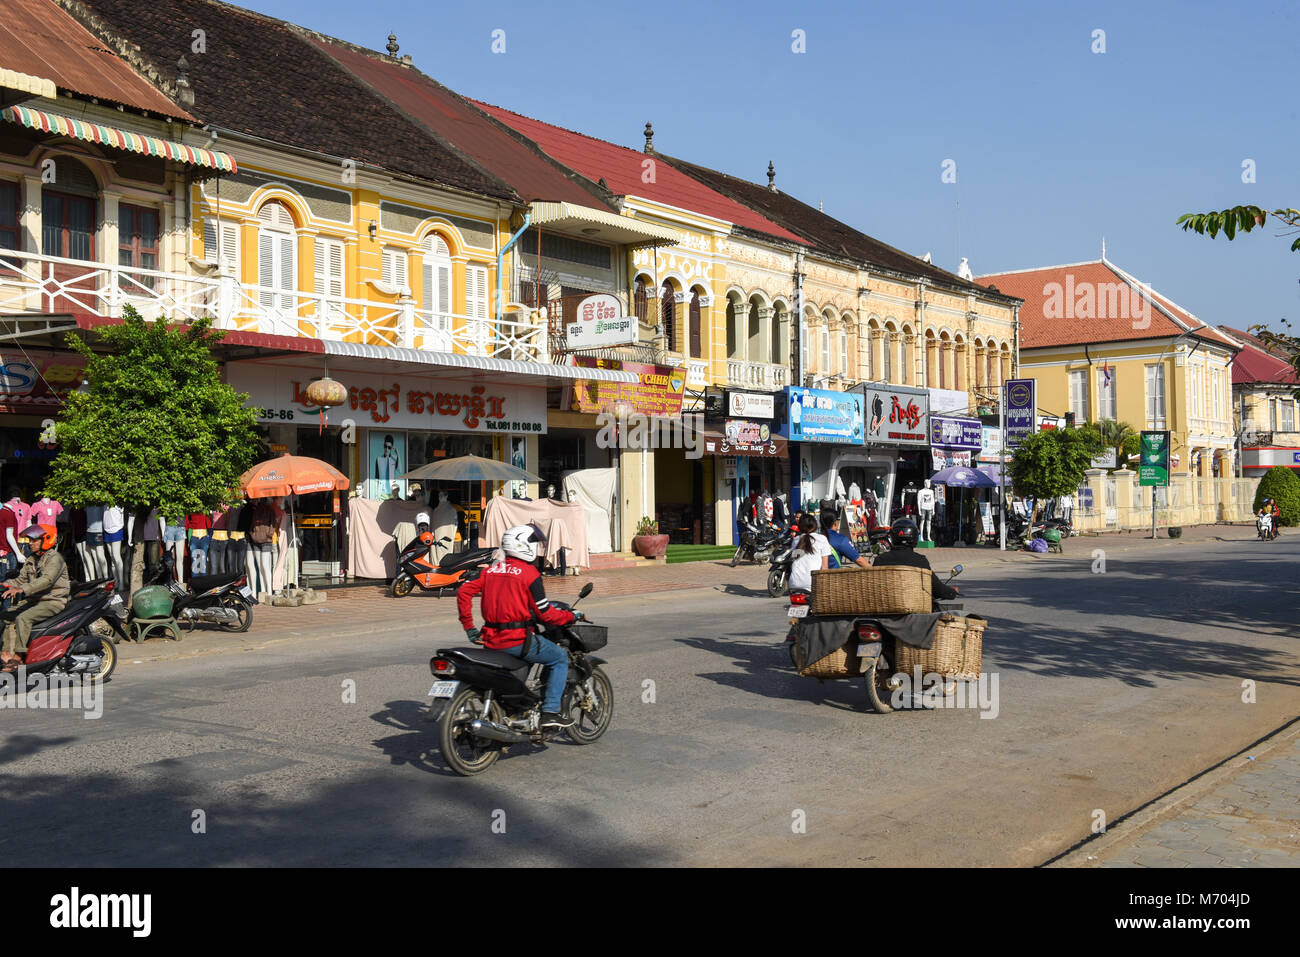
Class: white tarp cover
348,497,430,579
562,468,617,554
480,497,590,570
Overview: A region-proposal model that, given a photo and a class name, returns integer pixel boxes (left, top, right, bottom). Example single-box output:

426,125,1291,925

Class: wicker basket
810,564,931,617
893,614,986,680
795,640,863,680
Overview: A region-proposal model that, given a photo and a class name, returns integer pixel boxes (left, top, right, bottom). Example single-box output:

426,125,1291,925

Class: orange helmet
18,524,56,552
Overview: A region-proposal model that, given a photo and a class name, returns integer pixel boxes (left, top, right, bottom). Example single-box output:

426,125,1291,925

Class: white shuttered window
466,264,489,319
421,236,452,326
313,238,345,325
1146,364,1166,429
257,201,296,320
203,219,240,273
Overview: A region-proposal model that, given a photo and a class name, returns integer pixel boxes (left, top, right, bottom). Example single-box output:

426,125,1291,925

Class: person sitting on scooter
871,519,958,604
789,513,833,594
456,524,578,730
1,524,70,671
820,506,872,570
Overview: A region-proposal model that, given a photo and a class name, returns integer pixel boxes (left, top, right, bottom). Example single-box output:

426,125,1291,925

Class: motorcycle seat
443,646,530,673
190,571,244,593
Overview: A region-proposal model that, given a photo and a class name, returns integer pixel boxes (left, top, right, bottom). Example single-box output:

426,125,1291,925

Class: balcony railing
686,359,708,389
726,359,789,390
0,249,547,361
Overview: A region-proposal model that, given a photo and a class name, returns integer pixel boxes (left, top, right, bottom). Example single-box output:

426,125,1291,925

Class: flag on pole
1102,361,1112,387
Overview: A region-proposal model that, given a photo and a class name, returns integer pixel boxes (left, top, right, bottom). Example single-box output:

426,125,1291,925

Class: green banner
1139,430,1170,486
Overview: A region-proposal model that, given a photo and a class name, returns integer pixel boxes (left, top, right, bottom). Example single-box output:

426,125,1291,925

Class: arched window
634,277,649,323
257,200,297,316
688,289,702,358
422,234,452,324
660,281,676,352
986,343,996,388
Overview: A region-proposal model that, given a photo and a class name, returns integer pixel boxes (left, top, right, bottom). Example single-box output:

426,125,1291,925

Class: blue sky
253,0,1298,333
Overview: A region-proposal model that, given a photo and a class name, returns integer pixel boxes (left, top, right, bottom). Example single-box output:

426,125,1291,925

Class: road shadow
675,633,864,712
369,698,553,778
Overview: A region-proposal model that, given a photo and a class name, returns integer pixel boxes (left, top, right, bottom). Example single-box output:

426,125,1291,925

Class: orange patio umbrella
240,453,350,499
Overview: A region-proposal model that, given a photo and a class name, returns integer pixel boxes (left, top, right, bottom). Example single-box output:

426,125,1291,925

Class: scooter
425,583,613,776
146,553,255,632
0,578,122,685
391,535,495,598
1257,512,1276,541
767,538,793,597
731,519,785,567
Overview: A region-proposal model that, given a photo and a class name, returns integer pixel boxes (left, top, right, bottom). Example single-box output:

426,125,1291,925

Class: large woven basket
893,614,987,681
810,564,931,617
795,640,863,680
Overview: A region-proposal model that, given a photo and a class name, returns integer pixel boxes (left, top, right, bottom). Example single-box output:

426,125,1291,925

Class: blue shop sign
786,387,864,445
930,415,983,451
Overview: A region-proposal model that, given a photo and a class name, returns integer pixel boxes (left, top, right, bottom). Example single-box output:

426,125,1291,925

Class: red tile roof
1218,326,1298,385
976,260,1240,350
472,101,808,245
0,0,191,119
311,38,612,209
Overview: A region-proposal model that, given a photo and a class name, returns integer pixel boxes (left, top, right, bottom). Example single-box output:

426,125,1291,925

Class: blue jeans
0,553,15,610
504,633,568,713
190,535,210,576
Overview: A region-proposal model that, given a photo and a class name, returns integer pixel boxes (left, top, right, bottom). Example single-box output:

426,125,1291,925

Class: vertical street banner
1004,379,1035,447
1139,430,1171,486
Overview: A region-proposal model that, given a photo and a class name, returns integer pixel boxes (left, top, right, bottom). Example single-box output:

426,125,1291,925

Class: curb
1044,718,1300,867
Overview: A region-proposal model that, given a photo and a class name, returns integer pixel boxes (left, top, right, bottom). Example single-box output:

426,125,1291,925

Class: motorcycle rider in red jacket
456,524,577,729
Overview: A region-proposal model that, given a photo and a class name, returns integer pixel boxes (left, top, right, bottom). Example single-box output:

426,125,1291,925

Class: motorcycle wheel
87,636,117,683
729,546,744,568
219,596,253,633
564,666,614,745
864,662,894,714
439,687,503,776
767,565,789,598
390,573,415,598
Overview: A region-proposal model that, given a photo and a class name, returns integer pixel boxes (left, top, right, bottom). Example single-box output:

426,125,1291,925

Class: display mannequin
103,505,126,591
902,481,918,516
186,511,212,576
246,497,281,599
0,498,19,594
159,513,185,583
917,479,936,543
210,505,230,575
138,507,163,581
227,501,248,575
431,491,458,562
273,497,299,593
72,507,91,580
30,495,61,536
4,494,30,543
85,504,109,579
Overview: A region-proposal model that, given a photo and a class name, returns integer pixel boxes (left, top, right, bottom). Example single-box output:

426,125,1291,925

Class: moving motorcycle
426,583,613,776
786,565,965,713
731,519,785,567
0,578,122,685
1258,511,1277,541
392,536,494,598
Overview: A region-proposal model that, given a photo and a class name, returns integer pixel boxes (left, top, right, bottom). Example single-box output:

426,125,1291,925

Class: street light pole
999,382,1007,551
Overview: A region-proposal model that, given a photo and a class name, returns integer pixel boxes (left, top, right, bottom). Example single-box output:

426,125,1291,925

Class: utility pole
999,382,1007,551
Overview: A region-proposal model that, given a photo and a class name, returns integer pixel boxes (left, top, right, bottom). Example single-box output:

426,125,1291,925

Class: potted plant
1168,526,1183,538
632,516,669,559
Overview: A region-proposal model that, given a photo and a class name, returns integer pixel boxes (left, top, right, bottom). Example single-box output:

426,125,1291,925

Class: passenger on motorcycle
871,519,958,603
789,513,833,593
820,506,872,569
455,524,577,730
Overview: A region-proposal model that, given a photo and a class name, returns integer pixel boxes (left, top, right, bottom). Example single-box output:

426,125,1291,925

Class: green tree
1177,204,1300,395
44,306,260,521
1253,465,1300,527
1008,427,1105,522
1082,418,1139,470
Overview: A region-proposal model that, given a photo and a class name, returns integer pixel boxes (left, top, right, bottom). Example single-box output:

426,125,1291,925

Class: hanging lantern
303,376,348,433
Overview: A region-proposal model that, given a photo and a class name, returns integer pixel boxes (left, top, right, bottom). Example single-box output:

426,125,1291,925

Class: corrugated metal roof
473,101,810,245
322,340,638,383
0,0,192,119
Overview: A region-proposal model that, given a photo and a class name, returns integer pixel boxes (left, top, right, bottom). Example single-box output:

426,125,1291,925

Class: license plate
427,680,460,698
238,585,255,600
857,641,883,658
109,594,124,609
786,605,808,618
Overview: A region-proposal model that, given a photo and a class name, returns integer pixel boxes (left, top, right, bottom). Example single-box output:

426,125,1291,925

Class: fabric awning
1,105,236,173
528,201,682,248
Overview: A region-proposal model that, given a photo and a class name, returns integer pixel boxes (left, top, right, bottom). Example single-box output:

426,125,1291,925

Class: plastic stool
129,616,182,642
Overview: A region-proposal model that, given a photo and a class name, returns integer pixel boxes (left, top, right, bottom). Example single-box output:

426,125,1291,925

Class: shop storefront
703,417,788,544
0,350,86,498
826,383,931,524
928,414,985,542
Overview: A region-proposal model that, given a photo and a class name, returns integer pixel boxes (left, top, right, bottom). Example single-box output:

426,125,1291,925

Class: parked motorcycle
425,583,612,776
391,536,494,598
731,519,785,567
147,554,255,631
767,537,793,597
0,578,122,685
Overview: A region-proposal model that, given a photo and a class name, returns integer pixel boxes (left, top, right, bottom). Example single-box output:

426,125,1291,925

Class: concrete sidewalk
1053,723,1300,867
111,521,1264,665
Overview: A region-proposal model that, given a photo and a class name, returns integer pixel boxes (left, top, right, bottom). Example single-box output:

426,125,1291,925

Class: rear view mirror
952,565,964,575
579,582,594,599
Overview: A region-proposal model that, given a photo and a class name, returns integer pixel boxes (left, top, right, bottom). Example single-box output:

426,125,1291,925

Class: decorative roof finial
643,122,654,153
386,33,400,57
767,161,776,191
175,55,193,108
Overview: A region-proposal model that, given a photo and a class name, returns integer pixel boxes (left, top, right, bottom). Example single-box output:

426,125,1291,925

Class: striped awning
1,105,236,173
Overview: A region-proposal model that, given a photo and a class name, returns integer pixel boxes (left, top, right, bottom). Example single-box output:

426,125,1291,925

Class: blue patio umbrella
930,465,997,488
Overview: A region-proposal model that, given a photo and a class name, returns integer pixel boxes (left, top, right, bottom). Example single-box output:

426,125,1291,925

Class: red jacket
456,557,575,650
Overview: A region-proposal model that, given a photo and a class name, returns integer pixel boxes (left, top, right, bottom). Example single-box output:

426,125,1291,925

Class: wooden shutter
689,291,701,358
466,264,488,318
314,238,344,325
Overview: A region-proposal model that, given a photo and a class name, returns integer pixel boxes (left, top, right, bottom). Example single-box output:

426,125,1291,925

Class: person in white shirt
1060,493,1074,524
789,513,833,594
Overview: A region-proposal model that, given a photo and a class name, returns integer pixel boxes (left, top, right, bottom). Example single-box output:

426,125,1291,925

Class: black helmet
888,518,919,549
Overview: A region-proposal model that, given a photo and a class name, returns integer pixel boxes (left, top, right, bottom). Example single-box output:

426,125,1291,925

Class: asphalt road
3,533,1297,867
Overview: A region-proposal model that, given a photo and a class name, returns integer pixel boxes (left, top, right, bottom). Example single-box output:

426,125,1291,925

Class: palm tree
1093,419,1139,469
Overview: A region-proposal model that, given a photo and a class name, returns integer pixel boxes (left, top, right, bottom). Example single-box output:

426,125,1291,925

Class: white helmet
500,524,539,563
416,512,430,527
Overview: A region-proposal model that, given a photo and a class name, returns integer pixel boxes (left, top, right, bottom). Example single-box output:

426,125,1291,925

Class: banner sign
787,387,864,445
0,351,86,410
930,415,983,451
1139,430,1171,486
933,449,973,469
1090,449,1118,469
727,390,775,419
570,357,685,418
1005,379,1035,447
979,426,1005,464
565,294,637,348
226,365,547,433
702,419,786,457
860,384,929,447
